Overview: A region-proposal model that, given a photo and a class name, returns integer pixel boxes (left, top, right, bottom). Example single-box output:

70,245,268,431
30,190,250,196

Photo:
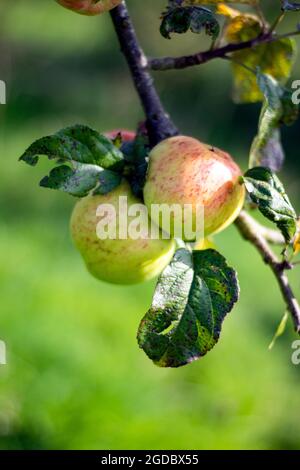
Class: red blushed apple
56,0,122,16
105,129,136,143
143,136,245,241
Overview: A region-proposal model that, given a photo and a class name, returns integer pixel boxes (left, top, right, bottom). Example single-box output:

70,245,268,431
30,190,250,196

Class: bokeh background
0,0,300,450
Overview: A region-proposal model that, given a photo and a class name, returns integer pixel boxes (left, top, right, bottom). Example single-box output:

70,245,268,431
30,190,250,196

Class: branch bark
148,30,300,71
110,1,178,146
235,211,300,333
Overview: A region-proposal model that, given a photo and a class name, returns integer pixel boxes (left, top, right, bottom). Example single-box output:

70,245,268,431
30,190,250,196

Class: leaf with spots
19,125,124,171
19,125,124,197
243,166,297,243
137,248,239,368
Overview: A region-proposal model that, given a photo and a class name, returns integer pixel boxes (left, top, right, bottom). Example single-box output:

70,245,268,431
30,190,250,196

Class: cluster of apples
58,2,245,285
71,131,245,285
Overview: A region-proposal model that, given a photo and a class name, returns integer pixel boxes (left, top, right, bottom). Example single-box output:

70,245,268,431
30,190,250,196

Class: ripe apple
56,0,122,16
105,129,136,143
70,180,175,285
143,136,245,241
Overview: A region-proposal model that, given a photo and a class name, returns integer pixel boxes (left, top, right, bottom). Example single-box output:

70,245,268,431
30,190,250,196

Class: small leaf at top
243,167,297,243
160,5,220,40
137,248,239,368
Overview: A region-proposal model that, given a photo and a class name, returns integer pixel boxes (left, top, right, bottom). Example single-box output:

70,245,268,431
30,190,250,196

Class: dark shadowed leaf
138,248,239,368
244,167,297,243
249,72,299,171
122,135,149,198
160,5,219,40
281,0,300,11
93,170,122,196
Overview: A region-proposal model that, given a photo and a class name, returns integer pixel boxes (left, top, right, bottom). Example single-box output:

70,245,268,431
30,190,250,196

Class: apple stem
110,1,178,146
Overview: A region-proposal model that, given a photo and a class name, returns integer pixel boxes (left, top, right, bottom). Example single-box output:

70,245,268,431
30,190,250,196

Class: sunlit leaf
268,311,289,350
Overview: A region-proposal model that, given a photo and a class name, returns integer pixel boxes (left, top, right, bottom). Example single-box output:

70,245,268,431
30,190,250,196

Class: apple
144,136,245,241
105,129,136,143
56,0,122,16
194,237,216,251
70,180,175,285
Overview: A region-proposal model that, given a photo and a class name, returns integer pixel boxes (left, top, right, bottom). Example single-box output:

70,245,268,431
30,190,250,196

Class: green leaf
19,125,124,197
19,125,124,172
249,72,299,171
281,0,300,11
40,164,122,197
40,163,102,197
137,248,239,368
160,5,220,40
244,167,297,243
232,38,297,103
268,311,289,350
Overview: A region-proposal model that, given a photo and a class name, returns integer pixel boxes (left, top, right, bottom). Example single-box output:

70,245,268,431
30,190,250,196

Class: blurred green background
0,0,300,450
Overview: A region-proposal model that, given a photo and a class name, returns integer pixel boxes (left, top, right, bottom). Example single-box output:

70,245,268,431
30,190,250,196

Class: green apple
70,180,175,285
56,0,122,15
144,135,245,241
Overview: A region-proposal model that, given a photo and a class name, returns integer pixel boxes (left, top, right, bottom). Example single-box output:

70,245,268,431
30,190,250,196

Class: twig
243,212,286,245
269,11,286,35
110,1,178,146
253,2,267,31
148,30,300,71
235,211,300,333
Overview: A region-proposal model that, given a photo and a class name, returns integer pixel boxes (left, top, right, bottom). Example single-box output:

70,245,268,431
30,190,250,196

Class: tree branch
110,1,178,145
243,212,285,245
235,211,300,333
148,30,300,71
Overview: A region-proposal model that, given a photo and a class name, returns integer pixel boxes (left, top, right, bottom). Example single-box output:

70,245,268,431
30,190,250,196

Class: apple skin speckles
144,136,245,241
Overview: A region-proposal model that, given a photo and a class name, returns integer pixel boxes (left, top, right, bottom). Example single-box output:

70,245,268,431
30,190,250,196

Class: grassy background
0,0,300,450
